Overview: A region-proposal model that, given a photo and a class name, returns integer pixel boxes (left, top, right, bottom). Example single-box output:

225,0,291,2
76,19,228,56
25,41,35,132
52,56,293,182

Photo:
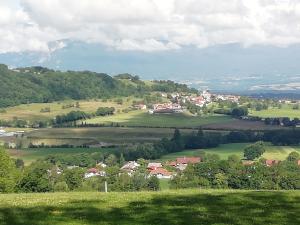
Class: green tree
287,151,300,162
0,147,18,193
64,168,84,191
18,161,52,192
147,176,160,191
105,154,118,167
243,142,266,160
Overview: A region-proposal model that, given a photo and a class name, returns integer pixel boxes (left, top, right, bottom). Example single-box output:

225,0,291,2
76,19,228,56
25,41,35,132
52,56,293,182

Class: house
242,161,255,166
84,168,106,179
147,162,163,170
167,157,201,171
149,168,174,179
134,104,147,110
150,103,183,114
8,142,17,149
176,157,201,165
265,159,281,167
96,162,107,168
121,161,140,175
297,160,300,166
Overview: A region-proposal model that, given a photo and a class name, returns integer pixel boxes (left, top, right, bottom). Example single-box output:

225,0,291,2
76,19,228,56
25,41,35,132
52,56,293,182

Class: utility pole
104,181,108,193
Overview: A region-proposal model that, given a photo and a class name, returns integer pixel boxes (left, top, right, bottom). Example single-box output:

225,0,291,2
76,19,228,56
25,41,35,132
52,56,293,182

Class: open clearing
249,104,300,119
0,190,299,225
161,143,300,160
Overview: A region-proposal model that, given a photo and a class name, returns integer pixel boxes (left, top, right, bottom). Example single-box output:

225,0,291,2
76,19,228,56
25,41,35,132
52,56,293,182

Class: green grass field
85,110,233,128
0,190,299,225
161,143,300,160
249,104,300,119
0,98,137,122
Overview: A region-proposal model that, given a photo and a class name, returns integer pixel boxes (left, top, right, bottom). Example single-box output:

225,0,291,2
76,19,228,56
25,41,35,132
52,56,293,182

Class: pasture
0,190,299,225
249,104,300,119
161,143,300,160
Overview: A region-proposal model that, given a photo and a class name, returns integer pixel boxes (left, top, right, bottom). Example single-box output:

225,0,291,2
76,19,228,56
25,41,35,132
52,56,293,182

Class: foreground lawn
161,143,300,160
0,190,299,225
85,110,233,128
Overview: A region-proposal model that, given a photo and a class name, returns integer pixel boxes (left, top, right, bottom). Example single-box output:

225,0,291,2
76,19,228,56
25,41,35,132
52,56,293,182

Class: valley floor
0,189,299,225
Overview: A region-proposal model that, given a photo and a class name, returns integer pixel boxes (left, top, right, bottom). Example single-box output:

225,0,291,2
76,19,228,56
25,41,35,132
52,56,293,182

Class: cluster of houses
147,90,241,114
120,156,201,179
80,157,202,180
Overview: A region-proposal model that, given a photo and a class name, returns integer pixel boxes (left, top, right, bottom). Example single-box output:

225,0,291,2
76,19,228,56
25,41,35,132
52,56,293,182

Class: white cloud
0,0,300,53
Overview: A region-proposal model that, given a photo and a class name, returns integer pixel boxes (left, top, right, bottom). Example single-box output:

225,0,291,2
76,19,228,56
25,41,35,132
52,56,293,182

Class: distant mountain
0,64,194,108
1,41,300,91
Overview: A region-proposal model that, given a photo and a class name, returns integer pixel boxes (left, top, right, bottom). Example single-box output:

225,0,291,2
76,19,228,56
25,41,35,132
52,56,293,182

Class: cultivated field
249,104,300,119
24,127,194,145
0,190,299,225
85,110,233,128
161,143,300,160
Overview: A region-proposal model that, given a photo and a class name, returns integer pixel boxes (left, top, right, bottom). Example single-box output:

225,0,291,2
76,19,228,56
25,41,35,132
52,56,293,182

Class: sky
0,0,300,90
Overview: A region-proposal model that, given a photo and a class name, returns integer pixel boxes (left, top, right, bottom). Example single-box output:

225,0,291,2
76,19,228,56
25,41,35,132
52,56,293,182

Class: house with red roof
265,159,281,167
166,157,201,171
149,168,174,179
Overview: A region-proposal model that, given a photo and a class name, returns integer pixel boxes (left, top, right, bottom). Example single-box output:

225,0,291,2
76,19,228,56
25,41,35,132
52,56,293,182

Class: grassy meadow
161,143,300,160
0,190,299,225
0,98,137,122
249,104,300,119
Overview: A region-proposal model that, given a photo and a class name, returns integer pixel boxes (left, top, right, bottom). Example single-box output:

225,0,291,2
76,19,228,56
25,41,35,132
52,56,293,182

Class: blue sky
0,0,300,90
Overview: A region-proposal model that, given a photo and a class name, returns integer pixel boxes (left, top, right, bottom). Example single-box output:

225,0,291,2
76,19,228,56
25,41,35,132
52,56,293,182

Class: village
137,90,241,114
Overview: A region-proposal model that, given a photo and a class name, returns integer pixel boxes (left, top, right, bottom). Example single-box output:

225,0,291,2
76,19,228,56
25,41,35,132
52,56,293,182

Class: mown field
0,190,299,225
249,104,300,119
85,110,233,128
161,143,300,160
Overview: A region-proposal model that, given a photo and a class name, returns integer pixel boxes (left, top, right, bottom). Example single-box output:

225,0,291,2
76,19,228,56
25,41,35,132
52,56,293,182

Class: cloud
1,0,300,53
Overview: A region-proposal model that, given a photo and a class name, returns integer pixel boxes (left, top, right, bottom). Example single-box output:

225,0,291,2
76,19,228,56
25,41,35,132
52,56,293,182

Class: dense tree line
0,64,196,108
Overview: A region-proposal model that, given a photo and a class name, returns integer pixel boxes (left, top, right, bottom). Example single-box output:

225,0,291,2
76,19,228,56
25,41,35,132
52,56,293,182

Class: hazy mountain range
1,41,300,92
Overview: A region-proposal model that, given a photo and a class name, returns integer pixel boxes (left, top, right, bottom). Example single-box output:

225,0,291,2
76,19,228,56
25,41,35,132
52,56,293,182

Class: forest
0,64,195,108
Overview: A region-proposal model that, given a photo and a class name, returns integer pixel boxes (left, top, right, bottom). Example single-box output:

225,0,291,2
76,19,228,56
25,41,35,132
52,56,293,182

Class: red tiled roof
176,157,201,164
166,161,177,167
88,168,98,173
149,168,173,176
265,160,281,166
